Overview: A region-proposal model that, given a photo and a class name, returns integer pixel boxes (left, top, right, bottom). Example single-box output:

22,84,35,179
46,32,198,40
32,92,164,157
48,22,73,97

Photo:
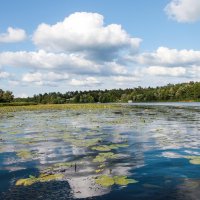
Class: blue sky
0,0,200,97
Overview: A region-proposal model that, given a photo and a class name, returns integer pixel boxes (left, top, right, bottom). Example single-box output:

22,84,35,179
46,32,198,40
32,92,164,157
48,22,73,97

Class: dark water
1,104,200,200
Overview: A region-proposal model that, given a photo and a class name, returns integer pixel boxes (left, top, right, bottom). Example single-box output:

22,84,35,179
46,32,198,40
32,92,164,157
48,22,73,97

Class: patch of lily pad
15,173,64,186
185,156,200,165
91,143,128,152
16,150,33,159
95,175,114,187
95,175,138,187
114,176,138,185
93,152,118,163
62,135,102,148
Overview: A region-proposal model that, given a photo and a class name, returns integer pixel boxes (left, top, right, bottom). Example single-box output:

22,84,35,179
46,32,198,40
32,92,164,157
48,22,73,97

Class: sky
1,0,200,97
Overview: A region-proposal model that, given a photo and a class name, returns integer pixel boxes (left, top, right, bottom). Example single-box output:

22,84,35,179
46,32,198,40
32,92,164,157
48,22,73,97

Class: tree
0,89,14,103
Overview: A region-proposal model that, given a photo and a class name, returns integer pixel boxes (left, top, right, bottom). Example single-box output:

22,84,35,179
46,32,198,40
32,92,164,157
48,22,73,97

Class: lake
0,103,200,200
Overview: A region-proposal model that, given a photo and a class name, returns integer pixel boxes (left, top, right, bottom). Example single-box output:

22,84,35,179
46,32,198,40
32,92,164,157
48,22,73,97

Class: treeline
13,81,200,104
0,89,14,103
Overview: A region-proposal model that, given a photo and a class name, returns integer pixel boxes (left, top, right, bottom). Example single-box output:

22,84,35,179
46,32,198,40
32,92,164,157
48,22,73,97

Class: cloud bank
0,12,200,95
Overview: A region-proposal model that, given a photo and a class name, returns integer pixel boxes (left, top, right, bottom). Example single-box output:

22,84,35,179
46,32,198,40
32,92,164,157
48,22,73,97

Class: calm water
1,103,200,200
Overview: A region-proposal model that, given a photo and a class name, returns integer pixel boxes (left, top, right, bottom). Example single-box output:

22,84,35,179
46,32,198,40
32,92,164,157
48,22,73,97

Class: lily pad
95,169,104,173
91,143,128,152
185,156,200,165
15,173,64,186
95,175,115,187
114,176,138,185
91,145,111,152
93,152,118,163
16,150,32,159
95,175,138,187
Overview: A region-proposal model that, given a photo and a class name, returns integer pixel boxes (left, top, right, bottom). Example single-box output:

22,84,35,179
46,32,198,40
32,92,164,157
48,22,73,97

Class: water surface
0,103,200,200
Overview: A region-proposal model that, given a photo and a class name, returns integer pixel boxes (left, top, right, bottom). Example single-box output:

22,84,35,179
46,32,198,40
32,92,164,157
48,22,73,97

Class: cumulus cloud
102,62,128,76
0,50,130,77
2,12,200,92
145,66,186,77
0,12,142,90
8,80,20,86
17,93,28,98
22,72,69,85
70,77,101,87
165,0,200,23
33,12,141,61
0,50,100,74
136,47,200,67
0,71,10,79
188,65,200,78
112,75,140,83
0,27,27,43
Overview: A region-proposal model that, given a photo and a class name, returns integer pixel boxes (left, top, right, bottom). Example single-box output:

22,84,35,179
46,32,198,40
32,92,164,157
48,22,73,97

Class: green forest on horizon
1,81,200,105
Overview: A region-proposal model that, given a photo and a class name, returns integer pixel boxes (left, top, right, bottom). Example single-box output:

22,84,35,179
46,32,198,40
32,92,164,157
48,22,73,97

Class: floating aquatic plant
93,152,118,163
16,150,32,159
95,175,115,187
72,138,102,147
113,176,138,185
95,169,104,173
91,145,111,152
15,173,64,186
185,156,200,165
91,143,128,152
15,175,36,186
95,175,138,187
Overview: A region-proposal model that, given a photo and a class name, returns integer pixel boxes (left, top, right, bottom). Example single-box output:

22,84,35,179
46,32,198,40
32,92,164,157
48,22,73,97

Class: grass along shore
0,103,119,114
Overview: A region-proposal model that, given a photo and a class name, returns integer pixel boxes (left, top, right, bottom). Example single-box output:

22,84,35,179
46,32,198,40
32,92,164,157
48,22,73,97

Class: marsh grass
0,103,119,114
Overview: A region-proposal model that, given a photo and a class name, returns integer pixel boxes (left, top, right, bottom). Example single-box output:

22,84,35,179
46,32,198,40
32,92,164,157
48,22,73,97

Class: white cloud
0,50,130,77
8,80,19,86
0,50,100,74
22,72,69,83
33,12,141,60
0,27,27,43
22,72,43,82
165,0,200,23
70,77,101,87
145,66,186,77
2,11,200,92
112,75,139,83
16,93,28,98
0,71,10,79
188,65,200,78
0,12,142,90
136,47,200,67
102,62,128,76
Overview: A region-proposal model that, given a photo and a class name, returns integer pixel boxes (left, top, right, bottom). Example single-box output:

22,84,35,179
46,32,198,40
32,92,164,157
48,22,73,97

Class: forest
1,81,200,104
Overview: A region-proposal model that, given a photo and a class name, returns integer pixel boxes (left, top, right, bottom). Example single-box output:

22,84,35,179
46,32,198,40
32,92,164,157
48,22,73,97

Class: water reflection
0,104,200,199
